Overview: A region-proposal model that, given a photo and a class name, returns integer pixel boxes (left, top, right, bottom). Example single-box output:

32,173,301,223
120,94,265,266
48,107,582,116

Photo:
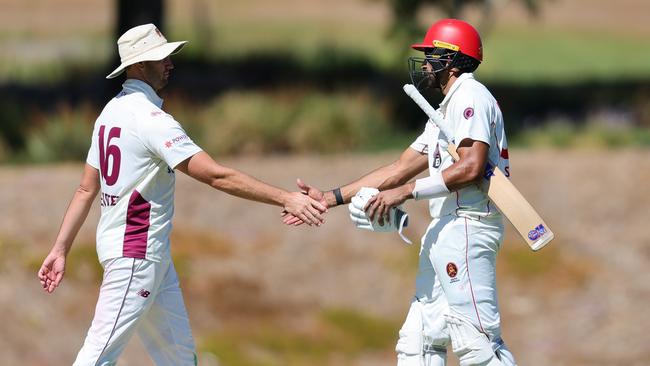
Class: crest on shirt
463,107,474,119
446,262,458,278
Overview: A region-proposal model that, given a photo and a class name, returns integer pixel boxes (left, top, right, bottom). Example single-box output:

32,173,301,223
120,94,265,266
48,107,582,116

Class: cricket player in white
283,19,517,366
38,24,326,366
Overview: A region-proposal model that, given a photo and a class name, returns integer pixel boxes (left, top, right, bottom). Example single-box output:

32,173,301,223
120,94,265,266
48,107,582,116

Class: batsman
285,19,517,365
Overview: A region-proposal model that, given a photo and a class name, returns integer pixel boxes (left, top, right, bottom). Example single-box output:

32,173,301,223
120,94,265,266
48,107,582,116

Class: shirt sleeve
409,121,432,154
86,125,100,169
140,114,203,169
451,93,492,147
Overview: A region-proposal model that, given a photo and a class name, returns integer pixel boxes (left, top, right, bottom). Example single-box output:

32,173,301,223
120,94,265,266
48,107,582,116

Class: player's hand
281,179,328,226
282,191,327,226
38,249,66,294
365,186,411,225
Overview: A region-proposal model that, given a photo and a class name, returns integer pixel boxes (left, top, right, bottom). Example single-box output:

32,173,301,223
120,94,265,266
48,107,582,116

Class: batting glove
348,187,412,244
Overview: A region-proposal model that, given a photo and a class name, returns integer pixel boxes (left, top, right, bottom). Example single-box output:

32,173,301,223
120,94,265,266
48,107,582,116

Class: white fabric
404,73,516,365
86,79,202,263
396,297,450,366
445,313,502,366
419,214,516,365
413,172,449,201
107,24,187,79
396,300,424,364
73,258,196,366
409,73,510,220
348,187,411,244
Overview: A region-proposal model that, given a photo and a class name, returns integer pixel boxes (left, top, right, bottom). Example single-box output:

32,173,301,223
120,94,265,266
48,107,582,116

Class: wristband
333,187,344,206
412,173,450,200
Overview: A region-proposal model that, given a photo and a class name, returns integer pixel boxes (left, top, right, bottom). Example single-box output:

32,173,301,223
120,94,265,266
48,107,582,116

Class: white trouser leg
396,226,451,366
138,261,197,366
423,216,516,366
73,258,168,366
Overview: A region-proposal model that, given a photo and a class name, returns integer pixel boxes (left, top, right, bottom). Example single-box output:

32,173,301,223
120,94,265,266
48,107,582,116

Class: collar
121,79,164,108
439,72,475,109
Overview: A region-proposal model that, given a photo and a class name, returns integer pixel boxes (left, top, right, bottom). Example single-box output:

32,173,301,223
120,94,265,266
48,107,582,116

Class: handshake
282,180,411,244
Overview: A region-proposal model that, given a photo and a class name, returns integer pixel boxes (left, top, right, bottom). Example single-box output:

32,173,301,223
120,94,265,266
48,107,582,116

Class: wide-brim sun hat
106,23,187,79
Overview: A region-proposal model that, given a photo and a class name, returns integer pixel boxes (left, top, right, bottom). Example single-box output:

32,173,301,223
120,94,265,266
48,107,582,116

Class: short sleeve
452,94,492,146
140,114,203,169
86,125,100,169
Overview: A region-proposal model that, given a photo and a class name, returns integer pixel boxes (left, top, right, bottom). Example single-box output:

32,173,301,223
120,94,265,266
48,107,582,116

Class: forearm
207,166,289,207
52,187,97,255
324,163,403,206
178,152,291,206
325,149,427,207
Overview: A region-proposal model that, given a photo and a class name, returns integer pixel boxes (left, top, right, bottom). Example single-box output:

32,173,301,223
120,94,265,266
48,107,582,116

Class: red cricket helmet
411,19,483,62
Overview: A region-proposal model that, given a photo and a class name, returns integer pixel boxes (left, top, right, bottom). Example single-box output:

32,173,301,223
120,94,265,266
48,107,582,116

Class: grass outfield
1,0,649,84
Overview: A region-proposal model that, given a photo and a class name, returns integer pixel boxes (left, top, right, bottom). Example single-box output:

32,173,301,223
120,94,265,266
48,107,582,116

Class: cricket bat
403,84,554,251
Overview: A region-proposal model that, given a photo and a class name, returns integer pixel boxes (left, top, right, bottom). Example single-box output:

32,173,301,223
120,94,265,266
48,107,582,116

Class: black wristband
333,187,344,206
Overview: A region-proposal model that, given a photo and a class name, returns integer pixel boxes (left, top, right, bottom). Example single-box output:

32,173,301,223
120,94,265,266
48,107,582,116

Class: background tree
387,0,542,42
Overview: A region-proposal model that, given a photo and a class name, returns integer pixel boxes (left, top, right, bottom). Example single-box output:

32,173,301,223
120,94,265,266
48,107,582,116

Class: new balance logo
137,289,151,298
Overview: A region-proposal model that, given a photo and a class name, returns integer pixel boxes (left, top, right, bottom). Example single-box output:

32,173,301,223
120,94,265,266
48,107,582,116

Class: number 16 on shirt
403,84,554,251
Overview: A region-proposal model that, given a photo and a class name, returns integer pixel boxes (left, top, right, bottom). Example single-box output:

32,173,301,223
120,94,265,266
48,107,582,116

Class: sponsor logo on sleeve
164,134,190,149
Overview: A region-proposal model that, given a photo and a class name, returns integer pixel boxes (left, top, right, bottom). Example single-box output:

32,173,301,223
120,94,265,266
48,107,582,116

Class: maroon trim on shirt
123,190,150,259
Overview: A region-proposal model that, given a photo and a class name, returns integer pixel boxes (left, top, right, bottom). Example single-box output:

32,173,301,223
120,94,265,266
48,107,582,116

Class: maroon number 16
99,125,122,186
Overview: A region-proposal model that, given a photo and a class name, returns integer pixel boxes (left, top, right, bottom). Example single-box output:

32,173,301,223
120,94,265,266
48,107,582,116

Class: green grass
3,20,650,84
478,27,650,83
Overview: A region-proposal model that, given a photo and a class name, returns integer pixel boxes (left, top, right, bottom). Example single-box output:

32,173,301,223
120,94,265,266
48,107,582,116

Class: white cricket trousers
397,214,516,365
73,257,196,366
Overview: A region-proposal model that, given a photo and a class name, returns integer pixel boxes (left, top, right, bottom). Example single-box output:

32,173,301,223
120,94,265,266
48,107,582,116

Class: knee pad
492,338,516,366
444,314,500,366
396,300,424,358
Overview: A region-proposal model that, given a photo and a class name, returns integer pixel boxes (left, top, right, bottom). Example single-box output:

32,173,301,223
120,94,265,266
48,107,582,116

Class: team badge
446,262,458,278
463,107,474,119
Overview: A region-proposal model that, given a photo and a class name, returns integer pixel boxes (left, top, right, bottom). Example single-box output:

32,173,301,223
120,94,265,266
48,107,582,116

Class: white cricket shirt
410,73,510,220
86,79,202,263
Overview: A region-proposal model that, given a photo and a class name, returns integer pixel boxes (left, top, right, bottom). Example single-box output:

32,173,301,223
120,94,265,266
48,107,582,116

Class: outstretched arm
365,138,489,222
38,164,100,293
283,147,428,225
176,151,327,226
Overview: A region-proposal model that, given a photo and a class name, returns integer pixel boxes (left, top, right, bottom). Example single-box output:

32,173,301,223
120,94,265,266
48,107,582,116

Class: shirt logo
137,289,151,298
463,107,474,119
446,262,458,278
164,134,189,148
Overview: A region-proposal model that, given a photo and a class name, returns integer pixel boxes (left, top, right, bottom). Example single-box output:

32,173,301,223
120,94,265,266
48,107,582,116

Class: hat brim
106,41,187,79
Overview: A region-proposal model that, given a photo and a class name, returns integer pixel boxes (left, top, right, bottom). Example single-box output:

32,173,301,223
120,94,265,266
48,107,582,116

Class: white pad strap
445,314,502,366
412,173,449,201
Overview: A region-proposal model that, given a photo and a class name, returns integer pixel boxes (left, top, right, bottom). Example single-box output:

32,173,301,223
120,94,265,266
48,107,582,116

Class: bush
173,90,394,156
23,105,95,163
